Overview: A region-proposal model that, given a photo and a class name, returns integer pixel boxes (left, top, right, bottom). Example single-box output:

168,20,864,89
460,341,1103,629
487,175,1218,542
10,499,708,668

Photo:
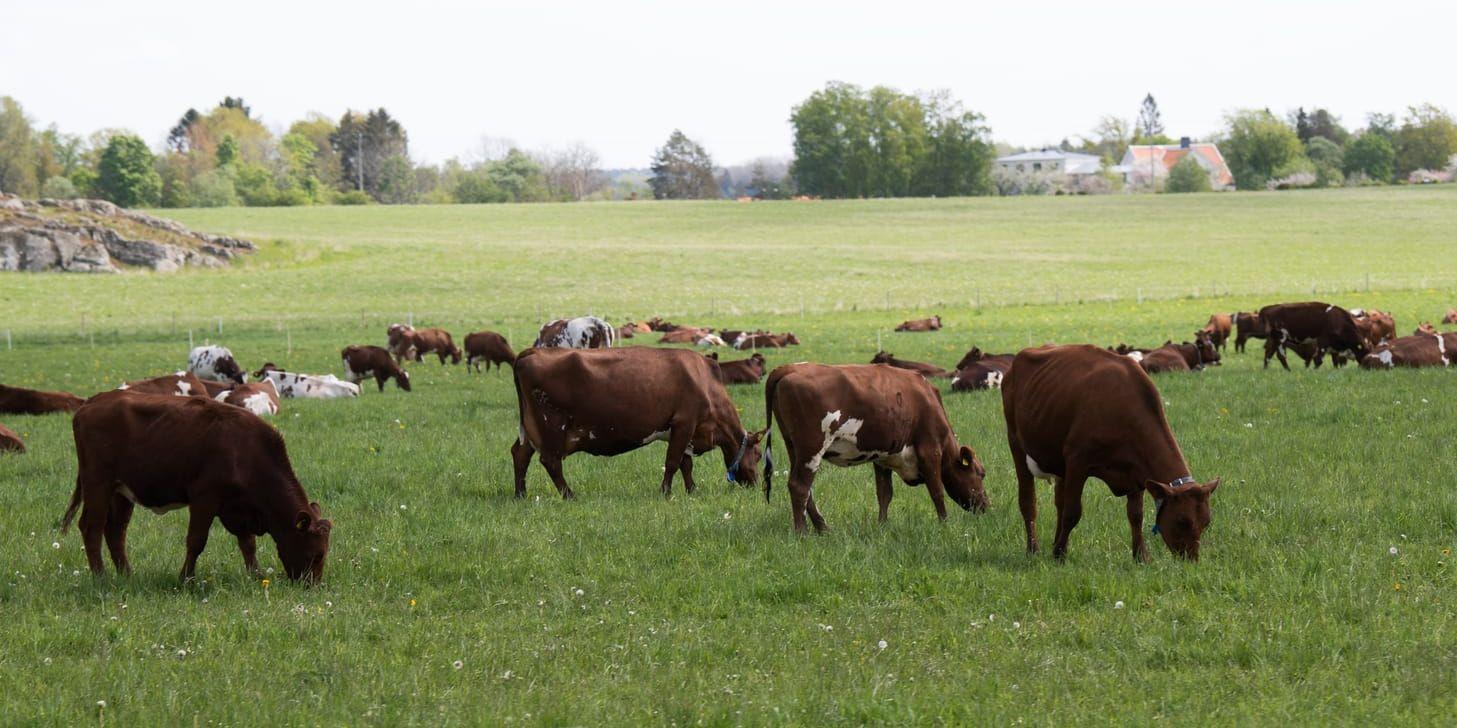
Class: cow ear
1201,478,1221,496
958,446,974,468
1144,480,1174,500
295,510,315,532
309,501,322,516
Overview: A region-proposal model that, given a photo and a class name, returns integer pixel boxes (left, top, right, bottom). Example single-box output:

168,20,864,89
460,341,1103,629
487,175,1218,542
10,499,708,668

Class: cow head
785,333,801,345
396,369,413,391
725,429,765,488
214,355,247,384
1193,332,1220,366
871,351,893,365
1443,310,1457,325
1145,478,1219,560
956,347,985,370
943,445,989,512
748,352,766,371
252,362,282,379
279,502,332,583
1416,322,1438,336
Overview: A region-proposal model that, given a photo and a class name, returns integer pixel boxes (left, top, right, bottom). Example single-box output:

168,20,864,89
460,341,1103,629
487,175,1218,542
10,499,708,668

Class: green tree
1304,136,1345,187
332,108,409,200
789,82,873,198
1394,104,1457,176
485,149,548,202
1292,107,1349,146
95,134,161,207
1220,109,1305,190
1343,131,1396,182
1137,93,1164,139
917,91,994,197
1165,155,1211,193
287,114,343,194
0,96,39,196
453,167,506,203
649,130,719,200
215,134,239,167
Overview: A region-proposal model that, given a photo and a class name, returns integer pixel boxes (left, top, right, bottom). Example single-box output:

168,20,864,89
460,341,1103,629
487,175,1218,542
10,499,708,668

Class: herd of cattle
1,302,1452,584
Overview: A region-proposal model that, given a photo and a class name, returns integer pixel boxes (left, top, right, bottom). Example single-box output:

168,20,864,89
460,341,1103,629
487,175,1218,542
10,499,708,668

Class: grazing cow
262,371,360,399
1444,309,1457,325
408,327,462,364
1360,333,1457,369
1260,302,1369,370
120,372,211,397
511,347,762,499
895,316,943,332
0,422,23,452
464,331,516,373
216,379,281,417
1351,308,1396,350
1200,313,1233,352
951,358,1012,392
734,332,800,350
535,316,615,349
1003,345,1219,561
387,323,417,363
954,347,1015,371
658,327,713,344
61,390,332,582
1233,312,1266,353
187,345,246,384
762,363,987,532
342,345,412,392
0,383,85,415
711,352,767,384
869,351,951,379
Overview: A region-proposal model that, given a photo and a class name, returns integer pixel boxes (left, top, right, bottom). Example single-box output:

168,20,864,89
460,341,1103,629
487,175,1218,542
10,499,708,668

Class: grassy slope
1,188,1456,725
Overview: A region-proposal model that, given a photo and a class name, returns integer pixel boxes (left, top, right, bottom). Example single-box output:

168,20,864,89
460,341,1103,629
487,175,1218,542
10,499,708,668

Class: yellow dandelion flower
261,579,270,588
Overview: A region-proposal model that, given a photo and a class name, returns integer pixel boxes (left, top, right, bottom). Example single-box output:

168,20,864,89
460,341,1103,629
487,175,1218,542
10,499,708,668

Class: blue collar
726,432,751,483
1151,476,1197,534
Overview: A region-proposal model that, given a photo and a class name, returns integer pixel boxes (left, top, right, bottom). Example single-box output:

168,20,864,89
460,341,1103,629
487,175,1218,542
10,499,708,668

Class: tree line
1,88,1454,208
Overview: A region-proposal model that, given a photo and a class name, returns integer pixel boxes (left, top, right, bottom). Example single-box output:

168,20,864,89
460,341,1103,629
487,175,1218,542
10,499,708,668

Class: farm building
1114,138,1235,190
995,149,1104,178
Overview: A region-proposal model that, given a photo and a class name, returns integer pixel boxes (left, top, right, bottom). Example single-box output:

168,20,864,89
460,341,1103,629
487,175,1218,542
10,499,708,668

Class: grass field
2,187,1457,725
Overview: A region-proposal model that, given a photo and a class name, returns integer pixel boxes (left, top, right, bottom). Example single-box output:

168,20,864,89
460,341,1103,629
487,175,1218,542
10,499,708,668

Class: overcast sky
4,1,1453,168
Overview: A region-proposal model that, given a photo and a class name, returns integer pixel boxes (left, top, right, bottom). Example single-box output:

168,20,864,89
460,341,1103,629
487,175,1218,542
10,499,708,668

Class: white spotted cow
215,379,281,416
534,316,615,349
188,345,246,384
262,371,360,399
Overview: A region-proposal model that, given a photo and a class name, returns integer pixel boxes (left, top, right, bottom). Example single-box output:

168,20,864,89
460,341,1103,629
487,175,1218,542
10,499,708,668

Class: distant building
995,148,1103,177
1114,138,1235,190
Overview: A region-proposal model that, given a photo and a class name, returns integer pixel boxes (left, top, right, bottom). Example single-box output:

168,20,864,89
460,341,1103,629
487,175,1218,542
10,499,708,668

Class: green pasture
1,187,1456,725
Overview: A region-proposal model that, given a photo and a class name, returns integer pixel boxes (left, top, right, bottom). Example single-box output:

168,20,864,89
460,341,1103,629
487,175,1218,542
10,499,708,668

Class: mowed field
2,187,1457,725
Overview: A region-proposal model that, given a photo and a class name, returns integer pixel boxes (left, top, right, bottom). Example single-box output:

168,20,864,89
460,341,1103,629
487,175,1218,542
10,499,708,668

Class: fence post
188,329,193,348
876,330,881,351
81,313,87,338
4,330,10,350
1137,287,1143,304
171,311,177,335
1365,272,1371,291
408,311,414,327
217,317,222,336
286,325,292,356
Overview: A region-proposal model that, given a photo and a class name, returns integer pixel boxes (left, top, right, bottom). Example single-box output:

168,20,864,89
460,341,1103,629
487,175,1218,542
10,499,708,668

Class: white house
995,148,1103,177
1113,138,1235,190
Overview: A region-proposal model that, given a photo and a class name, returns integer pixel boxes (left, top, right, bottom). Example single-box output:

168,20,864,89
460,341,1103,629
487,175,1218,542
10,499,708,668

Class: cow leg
539,454,575,500
874,464,894,522
679,451,697,494
1050,468,1088,560
921,448,950,521
659,425,694,497
788,473,819,534
78,482,111,576
1234,334,1245,353
1009,442,1039,554
1312,347,1325,369
179,505,216,581
804,492,828,532
1126,494,1150,563
104,494,135,576
511,439,536,498
237,534,261,577
375,372,388,392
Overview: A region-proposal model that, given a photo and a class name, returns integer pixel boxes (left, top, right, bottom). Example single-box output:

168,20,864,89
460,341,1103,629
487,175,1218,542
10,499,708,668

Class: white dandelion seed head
877,640,888,650
51,542,60,549
1389,546,1399,555
453,660,464,670
1114,601,1125,610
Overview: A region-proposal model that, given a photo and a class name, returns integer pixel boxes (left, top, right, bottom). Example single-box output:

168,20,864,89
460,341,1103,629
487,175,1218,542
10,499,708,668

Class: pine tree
1138,93,1164,139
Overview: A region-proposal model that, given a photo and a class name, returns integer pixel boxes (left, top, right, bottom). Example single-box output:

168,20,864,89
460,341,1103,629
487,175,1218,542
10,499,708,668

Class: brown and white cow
1200,313,1233,352
1003,345,1219,561
1233,312,1265,353
408,327,462,364
342,345,412,392
895,315,942,332
262,370,360,399
464,331,516,373
387,323,418,363
1350,308,1396,350
1259,302,1369,370
511,347,762,499
1443,309,1457,325
0,383,85,415
119,372,212,397
954,347,1015,372
709,352,767,384
658,327,714,344
535,316,615,349
869,351,951,379
734,332,800,350
0,422,23,452
216,379,281,417
1360,333,1457,369
188,345,246,384
61,390,332,582
951,358,1012,391
762,363,987,532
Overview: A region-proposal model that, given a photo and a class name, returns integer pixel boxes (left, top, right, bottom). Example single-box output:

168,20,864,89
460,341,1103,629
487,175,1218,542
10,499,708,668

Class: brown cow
1233,312,1266,353
951,358,1012,391
1260,302,1369,369
1351,308,1396,350
464,331,516,373
658,327,713,344
60,390,332,582
710,352,767,384
870,351,951,379
1003,345,1219,561
1137,346,1191,374
1443,309,1457,325
1360,333,1457,369
762,363,987,532
734,332,800,350
1200,313,1233,352
895,315,943,332
342,345,412,392
954,347,1015,371
616,324,637,340
406,327,462,364
1416,322,1438,336
120,372,212,397
216,380,281,417
0,422,23,452
0,383,85,415
387,323,417,363
511,347,762,499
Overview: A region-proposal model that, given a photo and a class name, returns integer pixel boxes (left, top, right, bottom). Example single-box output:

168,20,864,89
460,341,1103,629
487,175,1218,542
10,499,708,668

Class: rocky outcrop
0,193,255,273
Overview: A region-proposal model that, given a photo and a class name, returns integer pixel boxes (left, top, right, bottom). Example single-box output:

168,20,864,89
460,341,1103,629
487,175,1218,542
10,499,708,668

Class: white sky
3,0,1453,168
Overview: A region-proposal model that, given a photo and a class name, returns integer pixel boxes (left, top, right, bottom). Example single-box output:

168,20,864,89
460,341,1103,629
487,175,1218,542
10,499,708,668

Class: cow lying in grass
0,422,23,452
261,370,360,399
1360,332,1457,369
870,351,950,379
895,316,942,332
707,352,767,384
0,383,84,415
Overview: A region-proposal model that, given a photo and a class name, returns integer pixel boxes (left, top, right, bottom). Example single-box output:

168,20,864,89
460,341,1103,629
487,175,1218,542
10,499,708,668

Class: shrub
95,134,162,207
1267,171,1317,190
190,168,239,207
335,189,372,205
992,166,1064,196
1407,169,1452,184
1343,132,1395,183
40,176,79,199
1165,156,1211,193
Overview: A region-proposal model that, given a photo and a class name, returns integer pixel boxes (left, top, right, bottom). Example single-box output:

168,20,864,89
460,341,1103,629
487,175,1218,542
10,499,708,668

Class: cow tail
762,373,780,503
59,475,82,535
